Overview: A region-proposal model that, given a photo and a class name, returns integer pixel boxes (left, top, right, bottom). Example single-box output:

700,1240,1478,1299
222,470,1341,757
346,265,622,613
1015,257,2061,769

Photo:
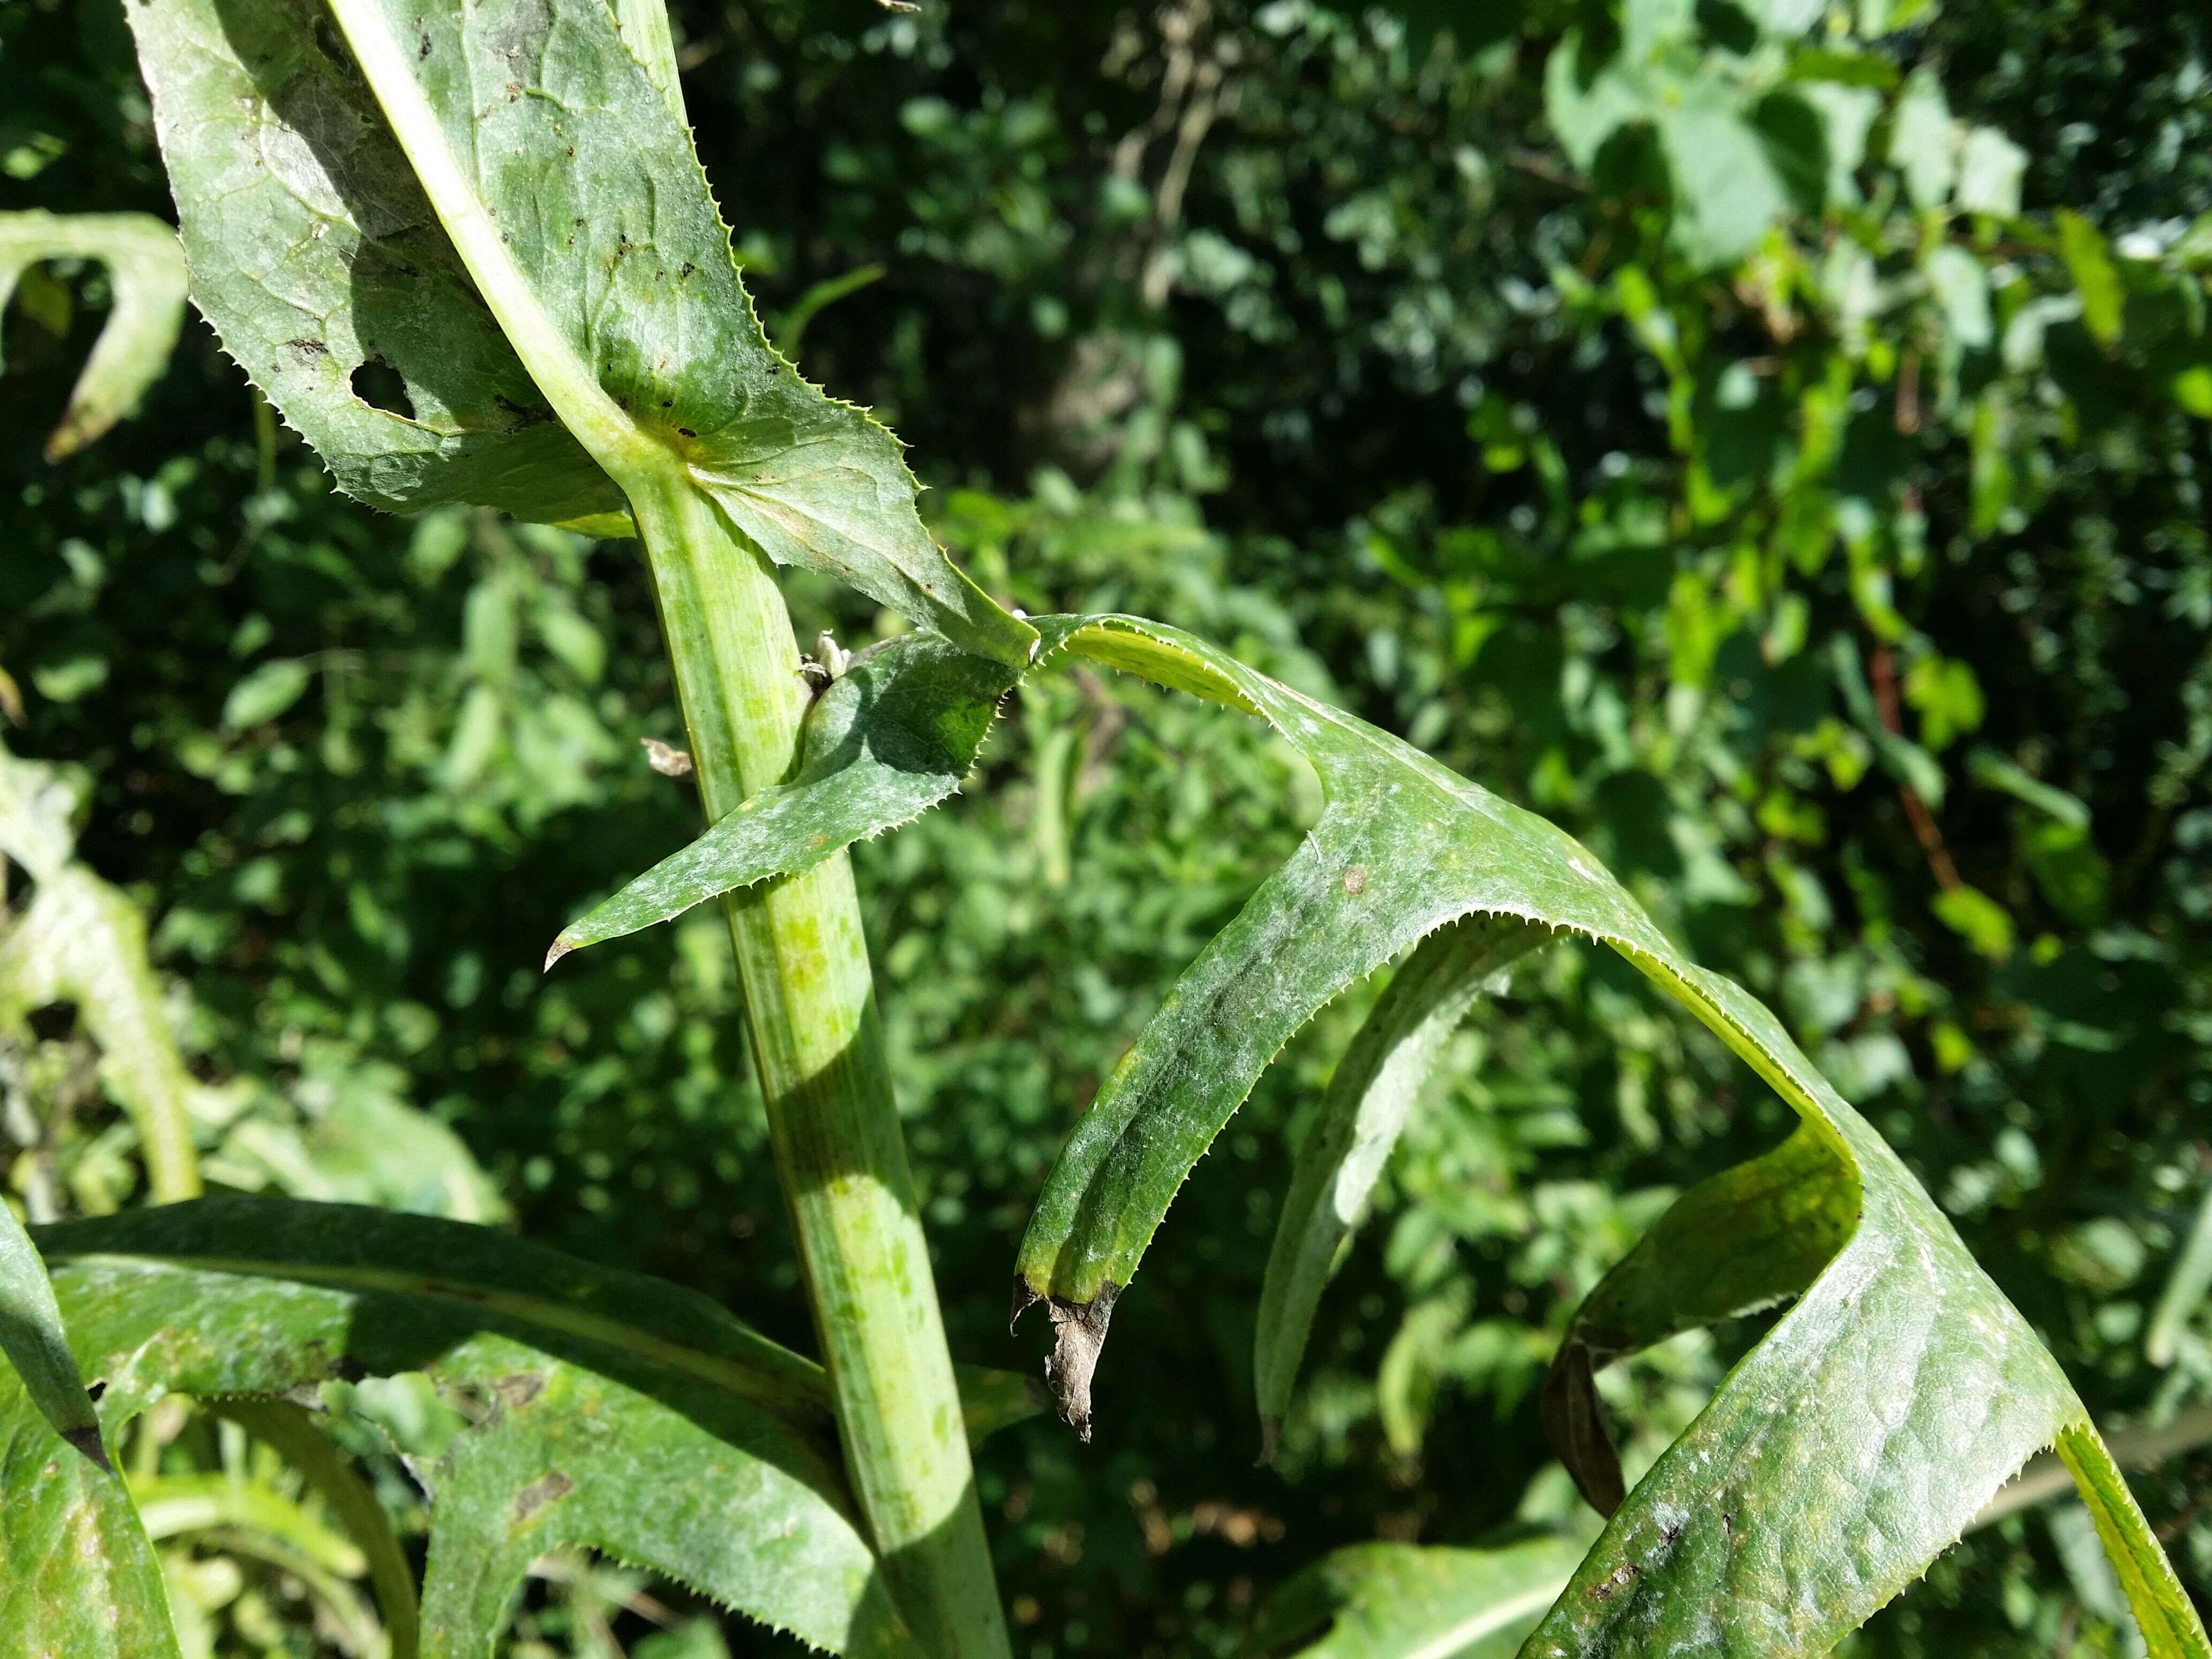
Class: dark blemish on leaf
417,31,431,58
1589,1561,1640,1602
494,395,552,430
494,1373,546,1409
506,82,522,101
85,1380,107,1403
1722,1512,1735,1539
678,427,697,438
1660,1521,1682,1546
661,399,673,409
512,1469,573,1523
1343,865,1366,895
63,1426,113,1474
285,337,331,361
679,261,697,279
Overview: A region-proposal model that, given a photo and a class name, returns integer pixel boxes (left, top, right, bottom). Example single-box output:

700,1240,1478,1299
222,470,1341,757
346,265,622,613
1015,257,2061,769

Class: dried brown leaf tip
1013,1279,1122,1442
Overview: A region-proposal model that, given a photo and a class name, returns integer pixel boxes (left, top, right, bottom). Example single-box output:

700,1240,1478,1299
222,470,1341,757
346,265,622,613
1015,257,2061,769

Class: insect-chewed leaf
549,634,1021,963
4,1197,1044,1658
1538,1126,1858,1516
1245,1536,1587,1659
1253,914,1540,1460
124,0,619,525
0,211,188,461
129,0,1036,663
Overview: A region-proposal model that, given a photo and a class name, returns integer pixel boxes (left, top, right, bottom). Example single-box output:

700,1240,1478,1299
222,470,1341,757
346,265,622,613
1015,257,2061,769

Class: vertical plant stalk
626,474,1011,1659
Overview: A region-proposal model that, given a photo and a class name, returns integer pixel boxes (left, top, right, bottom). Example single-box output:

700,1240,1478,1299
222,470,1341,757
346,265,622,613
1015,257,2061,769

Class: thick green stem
626,473,1011,1659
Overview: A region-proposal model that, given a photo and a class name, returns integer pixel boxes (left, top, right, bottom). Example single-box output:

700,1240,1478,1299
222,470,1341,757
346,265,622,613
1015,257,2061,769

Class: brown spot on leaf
1589,1561,1640,1602
512,1469,573,1523
495,1372,546,1409
1342,865,1366,895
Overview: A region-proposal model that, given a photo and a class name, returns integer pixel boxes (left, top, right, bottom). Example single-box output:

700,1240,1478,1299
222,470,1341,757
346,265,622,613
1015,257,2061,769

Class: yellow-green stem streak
626,474,1010,1659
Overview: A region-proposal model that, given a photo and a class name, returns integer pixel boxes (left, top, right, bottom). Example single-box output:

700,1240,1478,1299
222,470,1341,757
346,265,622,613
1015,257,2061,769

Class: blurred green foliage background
4,0,2210,1653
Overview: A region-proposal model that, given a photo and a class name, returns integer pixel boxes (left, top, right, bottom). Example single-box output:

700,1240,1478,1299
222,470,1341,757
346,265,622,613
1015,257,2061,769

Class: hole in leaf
350,358,415,421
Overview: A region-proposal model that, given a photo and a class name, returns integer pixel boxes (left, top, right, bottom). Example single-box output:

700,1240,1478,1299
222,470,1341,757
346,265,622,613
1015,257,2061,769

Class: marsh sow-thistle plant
0,1,2204,1656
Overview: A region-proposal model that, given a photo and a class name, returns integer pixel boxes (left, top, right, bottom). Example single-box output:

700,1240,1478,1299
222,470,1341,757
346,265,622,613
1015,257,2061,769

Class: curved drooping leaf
1538,1126,1858,1516
2148,1183,2212,1368
5,1198,1039,1659
549,636,1022,963
1247,1535,1586,1659
1253,915,1539,1461
126,0,1036,666
542,611,2207,1655
0,211,188,460
0,867,206,1204
215,1398,422,1659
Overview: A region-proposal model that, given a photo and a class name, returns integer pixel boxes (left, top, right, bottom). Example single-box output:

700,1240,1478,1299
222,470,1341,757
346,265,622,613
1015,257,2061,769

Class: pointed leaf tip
63,1423,113,1474
543,938,576,973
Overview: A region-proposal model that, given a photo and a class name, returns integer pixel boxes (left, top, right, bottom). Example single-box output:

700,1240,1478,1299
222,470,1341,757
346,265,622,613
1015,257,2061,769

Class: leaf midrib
321,0,673,489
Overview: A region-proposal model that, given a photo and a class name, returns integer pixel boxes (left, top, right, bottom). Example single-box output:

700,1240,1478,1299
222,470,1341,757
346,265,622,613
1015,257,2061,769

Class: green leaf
1539,1127,1857,1514
2059,209,2126,346
0,1200,106,1471
0,740,85,882
1253,915,1540,1460
1932,881,2016,960
129,0,1036,665
0,211,188,460
1246,1535,1587,1659
0,866,204,1202
1955,125,2027,216
221,657,313,731
124,0,620,525
1888,68,1957,211
548,634,1021,964
2147,1185,2212,1368
214,1399,421,1659
17,1196,995,1656
983,615,2203,1656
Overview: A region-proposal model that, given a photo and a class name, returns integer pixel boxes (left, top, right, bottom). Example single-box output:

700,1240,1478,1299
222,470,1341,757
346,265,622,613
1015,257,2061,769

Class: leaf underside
1253,912,1541,1460
550,612,2209,1658
128,0,1035,665
0,1198,1049,1658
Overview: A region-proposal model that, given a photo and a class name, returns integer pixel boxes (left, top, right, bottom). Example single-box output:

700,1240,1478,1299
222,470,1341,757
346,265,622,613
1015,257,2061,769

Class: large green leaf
5,1198,1038,1658
1252,915,1540,1461
1246,1535,1588,1659
543,611,2207,1654
0,211,188,461
124,0,618,525
126,0,1036,664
